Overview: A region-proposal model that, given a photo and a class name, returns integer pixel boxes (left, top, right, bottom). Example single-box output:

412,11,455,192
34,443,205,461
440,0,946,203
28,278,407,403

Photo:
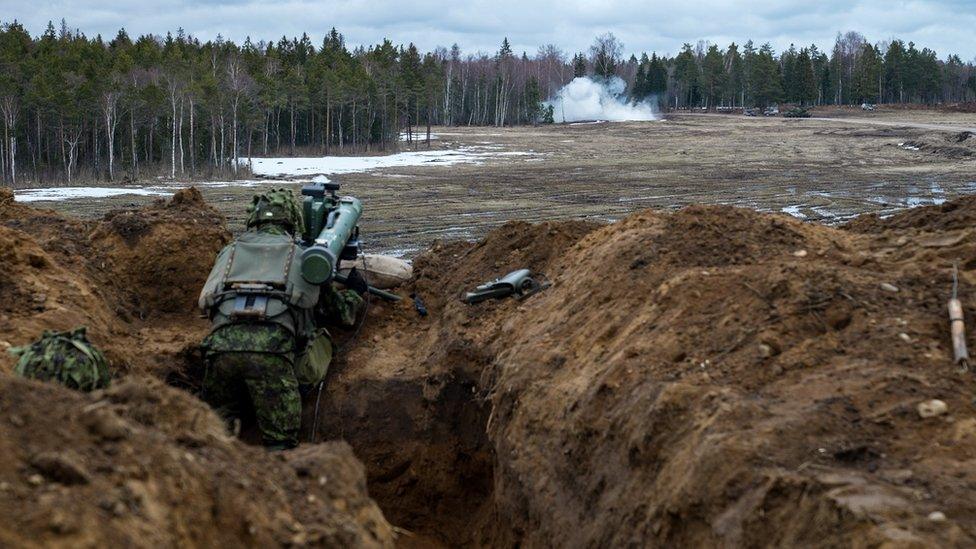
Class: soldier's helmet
9,327,111,392
246,188,303,234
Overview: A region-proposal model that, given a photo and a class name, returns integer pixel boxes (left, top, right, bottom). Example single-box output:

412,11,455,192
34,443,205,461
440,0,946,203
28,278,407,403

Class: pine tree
700,44,726,109
572,53,587,78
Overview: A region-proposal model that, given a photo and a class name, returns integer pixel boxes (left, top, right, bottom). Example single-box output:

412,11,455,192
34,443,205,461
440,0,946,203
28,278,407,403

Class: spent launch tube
300,196,362,284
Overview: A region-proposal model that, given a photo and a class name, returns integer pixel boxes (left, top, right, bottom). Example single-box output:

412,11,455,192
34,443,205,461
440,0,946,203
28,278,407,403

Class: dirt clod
29,451,91,485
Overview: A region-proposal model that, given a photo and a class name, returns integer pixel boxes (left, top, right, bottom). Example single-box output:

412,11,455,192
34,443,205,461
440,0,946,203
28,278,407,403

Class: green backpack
9,327,111,391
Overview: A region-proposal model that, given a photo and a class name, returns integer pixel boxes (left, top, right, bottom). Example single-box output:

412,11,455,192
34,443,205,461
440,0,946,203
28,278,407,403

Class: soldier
198,188,363,450
9,327,111,391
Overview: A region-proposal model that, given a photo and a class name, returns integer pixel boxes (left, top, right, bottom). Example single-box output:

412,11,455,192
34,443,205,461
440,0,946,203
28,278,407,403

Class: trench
303,350,496,547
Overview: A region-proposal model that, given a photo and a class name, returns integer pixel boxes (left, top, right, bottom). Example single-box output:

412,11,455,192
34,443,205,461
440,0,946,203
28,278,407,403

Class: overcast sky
3,0,975,60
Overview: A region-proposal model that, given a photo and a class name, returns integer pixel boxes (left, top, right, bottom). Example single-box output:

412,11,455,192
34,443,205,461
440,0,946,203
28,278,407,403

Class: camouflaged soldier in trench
198,188,364,450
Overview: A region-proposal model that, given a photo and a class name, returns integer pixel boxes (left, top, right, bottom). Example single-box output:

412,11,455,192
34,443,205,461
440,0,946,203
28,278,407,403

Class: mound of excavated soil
333,199,976,546
0,187,228,375
89,187,229,317
0,373,392,547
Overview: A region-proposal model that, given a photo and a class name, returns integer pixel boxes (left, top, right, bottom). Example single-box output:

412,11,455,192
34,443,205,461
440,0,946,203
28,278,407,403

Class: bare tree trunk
219,115,226,172
130,109,138,179
210,117,217,168
290,103,296,155
102,92,119,180
178,97,185,175
232,97,239,173
9,136,15,185
170,93,177,179
189,97,195,174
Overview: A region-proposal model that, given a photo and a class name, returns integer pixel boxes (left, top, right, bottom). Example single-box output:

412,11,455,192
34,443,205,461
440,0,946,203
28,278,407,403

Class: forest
0,21,974,186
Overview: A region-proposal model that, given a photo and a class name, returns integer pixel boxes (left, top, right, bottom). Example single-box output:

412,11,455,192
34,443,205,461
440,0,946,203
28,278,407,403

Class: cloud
3,0,974,59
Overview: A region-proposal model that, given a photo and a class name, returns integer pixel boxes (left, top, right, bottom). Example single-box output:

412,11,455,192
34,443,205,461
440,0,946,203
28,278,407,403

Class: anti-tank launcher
299,181,400,302
299,181,362,285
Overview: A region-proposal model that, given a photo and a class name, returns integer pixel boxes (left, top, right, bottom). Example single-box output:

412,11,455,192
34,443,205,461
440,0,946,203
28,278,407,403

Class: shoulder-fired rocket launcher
298,182,400,301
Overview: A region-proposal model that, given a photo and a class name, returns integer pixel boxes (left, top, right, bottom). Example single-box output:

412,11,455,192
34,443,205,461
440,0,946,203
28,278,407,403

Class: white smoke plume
546,76,658,123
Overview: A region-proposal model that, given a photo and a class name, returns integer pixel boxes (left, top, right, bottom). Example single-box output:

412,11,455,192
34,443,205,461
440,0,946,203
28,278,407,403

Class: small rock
32,293,47,304
0,481,10,491
0,340,10,350
899,333,912,343
8,415,24,427
758,343,773,358
917,399,949,419
81,408,129,441
27,474,44,486
793,249,808,258
880,283,899,293
30,452,91,485
928,511,947,522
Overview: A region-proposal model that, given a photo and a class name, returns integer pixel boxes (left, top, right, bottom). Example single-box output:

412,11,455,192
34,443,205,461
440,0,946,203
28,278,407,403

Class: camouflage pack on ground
9,327,111,391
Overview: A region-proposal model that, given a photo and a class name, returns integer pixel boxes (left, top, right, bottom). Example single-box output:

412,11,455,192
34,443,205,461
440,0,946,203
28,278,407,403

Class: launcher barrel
300,196,362,284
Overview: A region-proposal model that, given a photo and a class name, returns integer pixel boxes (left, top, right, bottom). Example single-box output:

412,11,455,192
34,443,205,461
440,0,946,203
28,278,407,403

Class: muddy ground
3,181,976,546
30,108,976,258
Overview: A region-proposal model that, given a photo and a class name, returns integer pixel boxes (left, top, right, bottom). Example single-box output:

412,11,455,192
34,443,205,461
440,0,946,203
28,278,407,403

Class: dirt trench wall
0,187,228,375
339,203,976,546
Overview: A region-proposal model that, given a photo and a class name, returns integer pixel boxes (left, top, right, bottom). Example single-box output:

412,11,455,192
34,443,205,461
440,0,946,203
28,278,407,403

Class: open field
23,108,976,256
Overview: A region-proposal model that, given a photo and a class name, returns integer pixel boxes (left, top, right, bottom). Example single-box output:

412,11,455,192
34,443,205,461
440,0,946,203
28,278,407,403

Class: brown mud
3,185,976,546
333,201,976,546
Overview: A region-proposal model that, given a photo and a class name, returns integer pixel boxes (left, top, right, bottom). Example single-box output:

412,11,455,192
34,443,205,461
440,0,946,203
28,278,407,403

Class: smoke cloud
546,76,658,123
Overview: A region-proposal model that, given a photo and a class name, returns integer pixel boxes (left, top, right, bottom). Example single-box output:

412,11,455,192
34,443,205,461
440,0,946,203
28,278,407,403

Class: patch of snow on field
781,205,807,219
245,147,539,178
165,180,268,188
399,131,438,141
15,187,172,202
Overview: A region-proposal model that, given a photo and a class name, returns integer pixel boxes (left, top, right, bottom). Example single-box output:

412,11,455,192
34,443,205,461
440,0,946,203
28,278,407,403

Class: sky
3,0,975,60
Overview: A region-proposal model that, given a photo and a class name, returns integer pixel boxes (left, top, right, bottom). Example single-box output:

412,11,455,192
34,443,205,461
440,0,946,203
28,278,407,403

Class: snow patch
399,131,439,141
781,205,807,219
244,147,540,178
14,187,172,203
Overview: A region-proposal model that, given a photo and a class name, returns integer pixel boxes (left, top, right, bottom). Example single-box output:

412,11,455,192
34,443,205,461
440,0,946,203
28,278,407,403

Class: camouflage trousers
203,351,301,448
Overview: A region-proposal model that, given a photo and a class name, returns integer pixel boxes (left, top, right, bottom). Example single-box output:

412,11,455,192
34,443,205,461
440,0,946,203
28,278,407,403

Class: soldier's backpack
9,327,111,391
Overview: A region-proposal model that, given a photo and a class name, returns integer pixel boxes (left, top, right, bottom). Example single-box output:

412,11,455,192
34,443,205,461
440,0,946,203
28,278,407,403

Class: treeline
0,22,560,186
624,31,975,110
0,22,974,186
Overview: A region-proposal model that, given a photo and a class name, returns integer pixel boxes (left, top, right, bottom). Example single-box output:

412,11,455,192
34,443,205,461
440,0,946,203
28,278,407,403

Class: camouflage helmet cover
9,327,111,392
246,188,303,232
